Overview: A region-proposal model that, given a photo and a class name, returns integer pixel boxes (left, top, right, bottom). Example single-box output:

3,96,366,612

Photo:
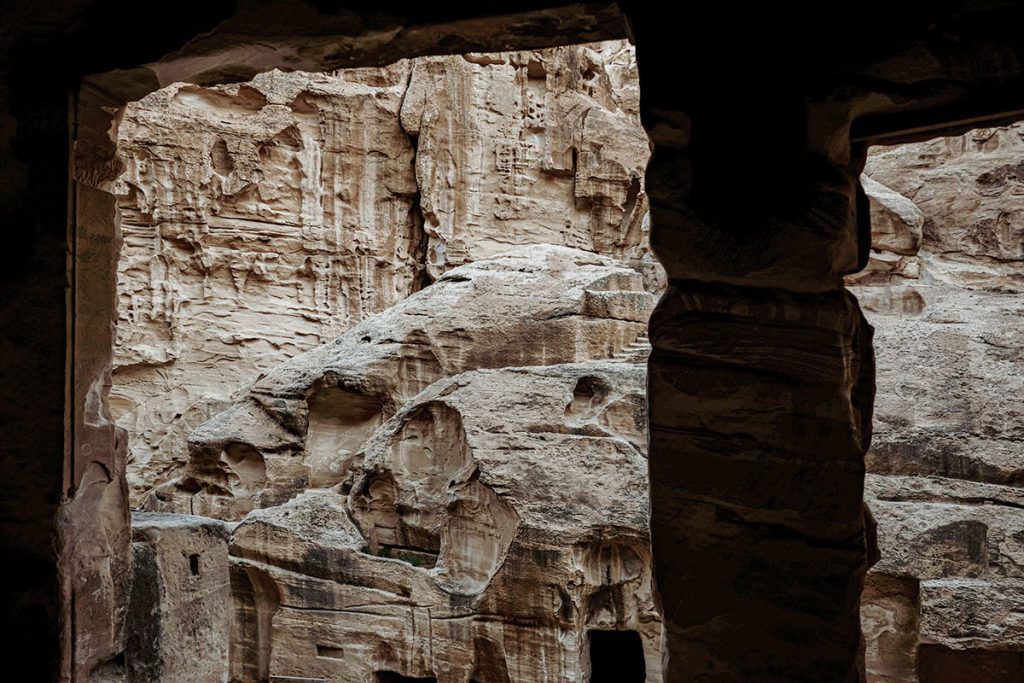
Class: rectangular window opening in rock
375,672,438,683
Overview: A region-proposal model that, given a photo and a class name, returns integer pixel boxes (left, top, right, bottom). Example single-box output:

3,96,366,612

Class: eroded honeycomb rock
229,362,658,682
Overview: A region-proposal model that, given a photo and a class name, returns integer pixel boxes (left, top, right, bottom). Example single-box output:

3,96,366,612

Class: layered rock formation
853,123,1024,681
125,243,660,682
143,246,655,520
228,363,658,682
112,40,650,504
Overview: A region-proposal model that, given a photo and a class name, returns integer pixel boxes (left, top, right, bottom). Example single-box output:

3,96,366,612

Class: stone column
634,58,876,681
62,81,135,681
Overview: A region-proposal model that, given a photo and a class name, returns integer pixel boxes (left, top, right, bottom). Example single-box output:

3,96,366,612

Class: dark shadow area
918,645,1024,682
589,629,645,683
376,672,438,683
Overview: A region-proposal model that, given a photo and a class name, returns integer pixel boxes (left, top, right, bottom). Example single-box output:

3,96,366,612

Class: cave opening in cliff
95,37,665,681
854,125,1024,682
376,672,439,683
588,629,646,682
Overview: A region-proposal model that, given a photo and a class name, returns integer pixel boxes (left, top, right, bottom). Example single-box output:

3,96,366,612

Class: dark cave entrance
376,672,438,683
588,629,646,683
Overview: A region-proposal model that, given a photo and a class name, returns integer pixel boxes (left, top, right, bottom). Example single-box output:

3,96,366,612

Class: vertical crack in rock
396,63,434,291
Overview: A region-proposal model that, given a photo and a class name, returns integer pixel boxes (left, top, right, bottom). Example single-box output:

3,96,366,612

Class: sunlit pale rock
854,126,1024,681
113,41,651,506
142,245,655,520
229,362,659,682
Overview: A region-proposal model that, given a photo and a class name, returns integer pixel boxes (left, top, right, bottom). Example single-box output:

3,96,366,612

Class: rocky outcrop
852,126,1024,681
864,125,1024,292
402,44,648,277
112,41,650,505
108,32,1024,682
229,363,658,682
141,245,655,520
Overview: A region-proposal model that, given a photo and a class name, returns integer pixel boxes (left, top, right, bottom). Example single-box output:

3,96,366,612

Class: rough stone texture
125,512,231,683
112,41,650,506
852,127,1024,682
15,1,1024,679
107,47,1024,683
112,65,424,503
865,124,1024,292
401,43,648,277
229,363,659,682
143,244,655,521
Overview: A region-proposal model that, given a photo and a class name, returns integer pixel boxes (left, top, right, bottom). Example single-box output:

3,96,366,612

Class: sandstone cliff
228,363,658,682
112,41,651,504
143,245,655,520
110,39,1024,682
853,123,1024,681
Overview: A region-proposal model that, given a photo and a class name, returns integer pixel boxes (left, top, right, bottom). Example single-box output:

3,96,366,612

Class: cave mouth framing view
10,3,1022,682
95,37,1024,681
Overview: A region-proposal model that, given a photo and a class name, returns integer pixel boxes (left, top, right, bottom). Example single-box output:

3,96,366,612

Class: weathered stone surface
647,278,875,681
142,245,655,520
861,477,1024,677
114,41,651,506
102,34,1023,683
229,361,660,682
112,64,424,504
865,286,1024,484
865,124,1024,291
125,512,231,682
847,175,924,287
401,42,649,277
854,126,1024,680
861,573,919,682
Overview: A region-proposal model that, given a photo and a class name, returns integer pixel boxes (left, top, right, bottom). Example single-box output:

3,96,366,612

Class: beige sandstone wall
854,124,1024,681
112,40,651,505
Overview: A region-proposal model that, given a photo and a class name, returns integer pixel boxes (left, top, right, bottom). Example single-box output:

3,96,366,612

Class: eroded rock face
229,362,659,682
401,43,649,277
125,513,231,682
864,124,1024,291
113,41,650,505
111,33,1024,682
852,127,1024,681
143,245,655,520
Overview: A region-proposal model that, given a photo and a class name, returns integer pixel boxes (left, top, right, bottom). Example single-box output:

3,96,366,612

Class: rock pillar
636,70,876,679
